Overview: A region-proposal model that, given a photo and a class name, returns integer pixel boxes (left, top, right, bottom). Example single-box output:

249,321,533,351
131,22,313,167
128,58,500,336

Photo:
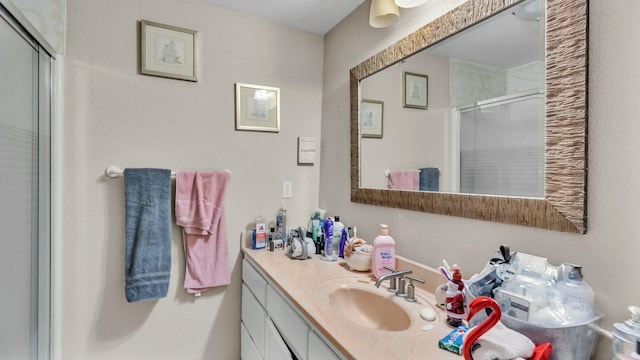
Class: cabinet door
308,330,340,360
242,284,266,357
264,318,294,360
243,259,267,307
266,285,309,360
241,322,262,360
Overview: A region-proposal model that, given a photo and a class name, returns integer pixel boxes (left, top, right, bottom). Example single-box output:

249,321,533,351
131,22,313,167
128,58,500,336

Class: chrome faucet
374,267,413,289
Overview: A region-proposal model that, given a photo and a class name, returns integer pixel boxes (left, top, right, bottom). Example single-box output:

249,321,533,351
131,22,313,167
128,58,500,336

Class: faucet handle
406,275,425,284
383,266,397,273
404,275,425,302
382,266,399,293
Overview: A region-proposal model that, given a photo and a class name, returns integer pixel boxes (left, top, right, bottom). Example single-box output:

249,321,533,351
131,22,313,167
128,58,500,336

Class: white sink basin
312,277,430,332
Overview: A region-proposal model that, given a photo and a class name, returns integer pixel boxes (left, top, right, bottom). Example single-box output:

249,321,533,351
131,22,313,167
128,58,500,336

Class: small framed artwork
235,83,280,132
141,20,197,82
403,72,428,109
360,99,384,138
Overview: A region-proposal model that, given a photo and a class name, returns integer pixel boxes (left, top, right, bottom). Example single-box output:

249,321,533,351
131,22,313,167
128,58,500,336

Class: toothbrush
442,259,452,278
442,259,451,273
439,266,452,281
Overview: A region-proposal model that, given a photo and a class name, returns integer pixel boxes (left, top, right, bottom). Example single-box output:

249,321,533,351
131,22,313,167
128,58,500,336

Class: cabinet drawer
242,283,266,358
241,322,262,360
264,318,294,360
243,259,268,307
266,285,308,360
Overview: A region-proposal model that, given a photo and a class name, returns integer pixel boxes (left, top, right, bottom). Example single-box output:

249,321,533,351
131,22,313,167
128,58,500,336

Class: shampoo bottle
372,224,396,278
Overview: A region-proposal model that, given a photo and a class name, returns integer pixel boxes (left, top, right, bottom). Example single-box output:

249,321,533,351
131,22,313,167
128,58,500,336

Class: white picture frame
360,99,384,138
141,20,197,82
403,72,428,109
235,83,281,132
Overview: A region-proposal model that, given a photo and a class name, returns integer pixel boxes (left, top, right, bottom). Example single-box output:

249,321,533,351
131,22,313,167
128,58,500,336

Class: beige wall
321,1,640,359
62,0,322,358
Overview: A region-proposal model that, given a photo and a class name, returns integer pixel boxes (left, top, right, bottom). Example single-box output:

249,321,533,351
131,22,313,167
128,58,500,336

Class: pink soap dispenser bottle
372,224,396,278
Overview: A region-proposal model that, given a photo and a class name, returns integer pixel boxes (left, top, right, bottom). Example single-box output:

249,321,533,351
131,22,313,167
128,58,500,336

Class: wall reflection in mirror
359,0,545,198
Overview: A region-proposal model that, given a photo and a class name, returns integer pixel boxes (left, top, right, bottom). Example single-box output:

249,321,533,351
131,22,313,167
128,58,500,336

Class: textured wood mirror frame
350,0,588,233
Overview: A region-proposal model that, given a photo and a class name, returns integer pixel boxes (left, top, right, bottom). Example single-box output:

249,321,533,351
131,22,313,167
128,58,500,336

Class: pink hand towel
388,169,420,190
176,171,231,294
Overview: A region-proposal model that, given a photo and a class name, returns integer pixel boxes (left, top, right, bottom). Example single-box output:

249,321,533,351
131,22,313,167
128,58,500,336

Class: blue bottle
323,217,335,261
339,228,348,258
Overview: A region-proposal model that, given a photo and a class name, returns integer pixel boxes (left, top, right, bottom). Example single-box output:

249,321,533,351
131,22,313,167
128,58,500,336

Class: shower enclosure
455,91,545,198
0,5,52,359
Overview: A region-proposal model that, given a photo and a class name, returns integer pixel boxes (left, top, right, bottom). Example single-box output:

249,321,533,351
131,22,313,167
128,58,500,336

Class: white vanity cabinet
308,330,340,360
241,258,342,360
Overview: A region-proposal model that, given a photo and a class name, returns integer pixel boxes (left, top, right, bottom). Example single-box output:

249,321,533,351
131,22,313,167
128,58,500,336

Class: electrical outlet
282,181,293,198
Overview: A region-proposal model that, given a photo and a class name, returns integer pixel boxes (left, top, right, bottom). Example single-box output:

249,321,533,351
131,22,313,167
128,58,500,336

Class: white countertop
242,246,463,360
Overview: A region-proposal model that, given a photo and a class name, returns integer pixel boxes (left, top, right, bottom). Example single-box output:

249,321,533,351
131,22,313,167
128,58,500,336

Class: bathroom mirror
350,0,588,233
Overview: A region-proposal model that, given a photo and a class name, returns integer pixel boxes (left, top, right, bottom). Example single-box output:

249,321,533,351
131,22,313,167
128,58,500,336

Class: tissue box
438,325,469,355
494,289,537,322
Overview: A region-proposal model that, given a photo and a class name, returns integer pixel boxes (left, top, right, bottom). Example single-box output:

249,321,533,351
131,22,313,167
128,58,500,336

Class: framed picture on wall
235,83,280,132
360,99,384,138
140,20,198,82
403,72,428,109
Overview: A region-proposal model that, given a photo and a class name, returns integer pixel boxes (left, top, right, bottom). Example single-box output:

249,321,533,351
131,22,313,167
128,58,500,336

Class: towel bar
105,165,231,178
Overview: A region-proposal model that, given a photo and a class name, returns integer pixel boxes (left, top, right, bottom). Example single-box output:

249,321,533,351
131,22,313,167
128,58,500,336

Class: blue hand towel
419,167,440,191
124,168,172,302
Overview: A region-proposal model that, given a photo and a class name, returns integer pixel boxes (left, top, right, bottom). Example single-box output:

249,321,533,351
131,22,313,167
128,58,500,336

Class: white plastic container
346,246,372,271
554,264,595,324
372,224,396,278
613,306,640,360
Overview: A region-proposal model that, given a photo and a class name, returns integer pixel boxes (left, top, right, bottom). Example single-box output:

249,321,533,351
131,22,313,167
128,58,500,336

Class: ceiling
202,0,366,34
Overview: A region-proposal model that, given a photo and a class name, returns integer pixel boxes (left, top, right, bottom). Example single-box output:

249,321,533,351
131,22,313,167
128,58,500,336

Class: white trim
50,54,63,360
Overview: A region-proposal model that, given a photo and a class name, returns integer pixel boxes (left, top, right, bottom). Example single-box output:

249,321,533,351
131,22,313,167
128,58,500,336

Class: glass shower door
459,93,544,198
0,8,51,360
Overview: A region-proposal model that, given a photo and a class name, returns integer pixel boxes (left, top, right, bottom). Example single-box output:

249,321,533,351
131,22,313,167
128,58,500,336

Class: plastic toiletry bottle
339,228,347,258
332,216,344,256
316,231,324,255
554,264,595,323
315,231,323,255
252,215,267,250
617,340,640,360
372,224,396,278
323,217,336,261
613,306,640,359
311,211,321,242
276,207,287,240
267,227,276,251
